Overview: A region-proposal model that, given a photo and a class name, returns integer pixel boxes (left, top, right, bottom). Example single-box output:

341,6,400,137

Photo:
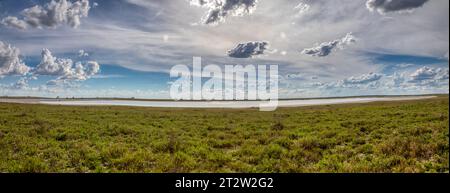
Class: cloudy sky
0,0,448,99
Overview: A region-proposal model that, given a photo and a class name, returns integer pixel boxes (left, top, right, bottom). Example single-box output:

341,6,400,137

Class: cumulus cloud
45,78,80,88
314,67,448,92
189,0,258,25
58,61,99,80
58,60,100,80
0,77,33,90
78,49,89,57
35,49,74,76
1,42,99,90
344,72,383,84
1,17,28,30
1,0,91,30
409,66,449,84
366,0,429,14
0,41,30,77
313,72,384,90
227,41,269,58
34,48,100,81
384,67,449,90
86,61,100,75
12,77,29,89
301,33,356,57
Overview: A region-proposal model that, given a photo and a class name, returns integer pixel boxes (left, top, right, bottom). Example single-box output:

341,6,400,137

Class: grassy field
0,96,448,173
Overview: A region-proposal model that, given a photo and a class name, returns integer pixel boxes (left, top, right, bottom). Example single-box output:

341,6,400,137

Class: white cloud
310,72,383,91
409,66,449,84
2,0,91,30
1,41,100,89
6,0,445,76
35,49,74,76
313,67,448,93
0,77,30,90
12,77,29,89
34,48,100,82
366,0,429,14
0,41,30,76
188,0,259,25
1,16,28,30
344,72,383,84
381,67,449,92
301,33,356,57
84,61,100,76
78,49,89,57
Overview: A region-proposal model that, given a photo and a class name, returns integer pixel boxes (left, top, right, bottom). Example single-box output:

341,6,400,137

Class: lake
22,96,435,108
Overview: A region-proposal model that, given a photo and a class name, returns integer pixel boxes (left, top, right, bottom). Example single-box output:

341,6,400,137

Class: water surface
31,96,434,108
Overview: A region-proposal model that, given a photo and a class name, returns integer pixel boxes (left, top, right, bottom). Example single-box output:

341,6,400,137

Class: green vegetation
0,96,448,173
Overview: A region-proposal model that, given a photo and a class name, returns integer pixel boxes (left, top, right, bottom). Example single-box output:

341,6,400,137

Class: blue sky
0,0,449,99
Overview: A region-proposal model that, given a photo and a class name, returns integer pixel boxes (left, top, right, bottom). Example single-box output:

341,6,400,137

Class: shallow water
35,96,434,108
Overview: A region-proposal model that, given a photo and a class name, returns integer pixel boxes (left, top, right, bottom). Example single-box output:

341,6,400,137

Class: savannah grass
0,96,448,173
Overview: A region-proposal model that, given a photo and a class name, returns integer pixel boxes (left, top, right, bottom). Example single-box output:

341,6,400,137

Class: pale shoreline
0,96,436,109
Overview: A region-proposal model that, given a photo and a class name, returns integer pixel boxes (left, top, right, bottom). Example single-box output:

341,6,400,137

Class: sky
0,0,449,99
